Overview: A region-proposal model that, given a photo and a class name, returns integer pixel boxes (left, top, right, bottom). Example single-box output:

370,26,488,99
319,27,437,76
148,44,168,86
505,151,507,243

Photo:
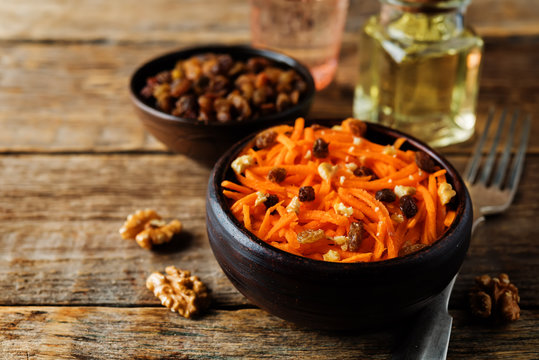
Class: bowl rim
208,119,472,271
129,44,316,129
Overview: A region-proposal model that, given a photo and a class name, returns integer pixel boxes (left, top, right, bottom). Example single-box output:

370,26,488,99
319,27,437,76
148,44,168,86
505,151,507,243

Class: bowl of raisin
129,45,315,162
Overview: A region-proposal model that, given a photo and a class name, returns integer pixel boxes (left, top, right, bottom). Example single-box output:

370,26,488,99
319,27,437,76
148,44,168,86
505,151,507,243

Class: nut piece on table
119,209,182,250
119,209,161,240
469,273,520,322
146,266,210,318
136,219,182,250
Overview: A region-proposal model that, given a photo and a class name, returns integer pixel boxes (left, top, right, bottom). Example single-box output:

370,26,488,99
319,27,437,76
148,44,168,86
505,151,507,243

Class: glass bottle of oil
353,0,483,147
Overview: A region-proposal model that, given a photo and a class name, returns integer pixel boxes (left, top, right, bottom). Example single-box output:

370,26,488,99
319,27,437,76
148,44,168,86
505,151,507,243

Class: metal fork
464,108,531,230
393,108,531,360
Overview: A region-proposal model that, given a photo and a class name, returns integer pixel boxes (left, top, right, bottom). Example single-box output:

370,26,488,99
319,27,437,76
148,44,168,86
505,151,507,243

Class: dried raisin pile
140,53,308,123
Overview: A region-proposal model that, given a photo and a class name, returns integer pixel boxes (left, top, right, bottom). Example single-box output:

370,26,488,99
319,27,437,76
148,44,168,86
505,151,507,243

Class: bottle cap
383,0,468,13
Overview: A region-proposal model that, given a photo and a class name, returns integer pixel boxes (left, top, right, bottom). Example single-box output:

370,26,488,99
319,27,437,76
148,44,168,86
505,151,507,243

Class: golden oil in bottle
353,0,483,147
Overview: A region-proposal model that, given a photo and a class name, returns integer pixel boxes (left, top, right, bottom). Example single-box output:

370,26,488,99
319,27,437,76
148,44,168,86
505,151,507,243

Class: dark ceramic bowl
129,45,315,162
206,119,472,330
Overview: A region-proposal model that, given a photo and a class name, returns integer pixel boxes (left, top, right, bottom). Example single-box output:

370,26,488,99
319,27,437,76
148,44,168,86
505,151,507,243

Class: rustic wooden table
1,1,538,359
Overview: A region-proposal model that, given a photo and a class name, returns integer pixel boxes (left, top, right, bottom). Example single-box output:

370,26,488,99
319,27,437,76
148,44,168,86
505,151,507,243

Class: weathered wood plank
0,37,538,153
0,306,537,360
0,154,247,307
1,218,247,308
1,154,538,307
0,0,537,42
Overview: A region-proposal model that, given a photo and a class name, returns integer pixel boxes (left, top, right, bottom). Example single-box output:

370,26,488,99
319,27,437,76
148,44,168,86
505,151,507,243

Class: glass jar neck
379,0,468,42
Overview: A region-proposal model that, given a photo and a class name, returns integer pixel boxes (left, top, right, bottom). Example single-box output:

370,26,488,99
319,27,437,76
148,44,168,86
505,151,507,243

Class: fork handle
472,202,485,233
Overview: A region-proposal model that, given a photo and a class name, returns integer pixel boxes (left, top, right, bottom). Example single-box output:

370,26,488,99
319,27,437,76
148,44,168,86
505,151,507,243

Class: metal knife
392,276,457,360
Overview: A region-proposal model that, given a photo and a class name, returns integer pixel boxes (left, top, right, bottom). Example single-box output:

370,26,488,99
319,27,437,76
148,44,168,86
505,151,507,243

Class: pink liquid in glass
250,0,349,90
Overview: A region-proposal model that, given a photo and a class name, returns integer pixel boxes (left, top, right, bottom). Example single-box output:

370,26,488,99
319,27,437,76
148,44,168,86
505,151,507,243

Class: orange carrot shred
393,137,407,150
242,204,252,231
444,211,456,227
223,190,244,201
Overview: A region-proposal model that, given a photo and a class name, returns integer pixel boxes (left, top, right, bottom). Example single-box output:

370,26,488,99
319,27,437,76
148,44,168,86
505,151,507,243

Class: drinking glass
250,0,349,90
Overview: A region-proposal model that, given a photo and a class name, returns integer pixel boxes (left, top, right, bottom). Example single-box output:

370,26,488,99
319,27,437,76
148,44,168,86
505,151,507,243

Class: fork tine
507,114,531,192
478,109,507,184
492,110,519,188
464,107,496,183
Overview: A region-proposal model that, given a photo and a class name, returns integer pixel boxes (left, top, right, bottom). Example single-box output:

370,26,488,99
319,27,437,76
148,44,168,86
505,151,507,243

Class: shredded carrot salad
221,118,457,262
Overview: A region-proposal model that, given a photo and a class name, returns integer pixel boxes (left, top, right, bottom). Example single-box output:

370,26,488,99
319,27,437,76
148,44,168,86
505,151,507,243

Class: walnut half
135,219,182,250
146,266,210,318
119,209,182,249
469,273,520,322
119,209,161,240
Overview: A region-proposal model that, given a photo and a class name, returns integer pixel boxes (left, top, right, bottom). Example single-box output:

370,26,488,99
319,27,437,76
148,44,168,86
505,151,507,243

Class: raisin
264,194,279,209
140,84,155,98
415,151,436,173
155,71,172,84
375,189,396,203
398,243,428,257
347,119,367,137
276,93,291,112
228,62,244,77
400,195,418,218
209,75,229,96
294,79,308,93
216,54,234,74
255,130,278,149
202,57,220,76
227,91,251,121
141,77,158,98
198,94,214,112
298,186,315,202
277,70,294,93
239,82,254,100
214,98,232,123
216,111,232,123
348,222,364,252
267,167,287,183
246,57,271,73
194,75,210,93
353,166,378,180
252,88,267,106
183,58,202,81
170,78,192,97
255,73,269,88
312,138,329,158
290,90,300,104
173,95,198,119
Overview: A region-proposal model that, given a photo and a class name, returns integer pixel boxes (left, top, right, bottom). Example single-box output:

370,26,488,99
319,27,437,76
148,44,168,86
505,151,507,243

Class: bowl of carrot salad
206,117,472,329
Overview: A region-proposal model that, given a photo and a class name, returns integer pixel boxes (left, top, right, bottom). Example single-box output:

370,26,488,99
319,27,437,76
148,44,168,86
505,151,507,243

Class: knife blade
392,276,457,360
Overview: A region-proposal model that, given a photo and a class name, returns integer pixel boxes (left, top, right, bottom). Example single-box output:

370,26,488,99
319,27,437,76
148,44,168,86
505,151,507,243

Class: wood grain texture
0,306,537,360
0,37,538,153
1,154,538,308
0,0,537,42
1,0,538,357
0,154,247,307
